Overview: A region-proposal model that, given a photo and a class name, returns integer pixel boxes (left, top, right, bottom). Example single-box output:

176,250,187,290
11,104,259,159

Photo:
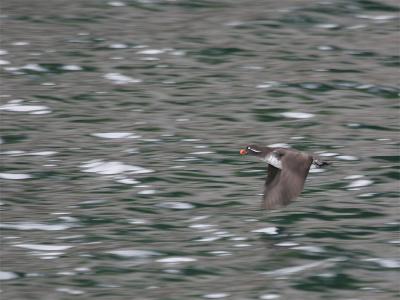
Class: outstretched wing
262,151,313,210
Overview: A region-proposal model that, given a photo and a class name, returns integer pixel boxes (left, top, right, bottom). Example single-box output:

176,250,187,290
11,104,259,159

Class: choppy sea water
1,0,399,299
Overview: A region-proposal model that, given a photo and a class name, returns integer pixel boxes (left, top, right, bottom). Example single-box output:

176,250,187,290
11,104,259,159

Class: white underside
263,154,282,169
263,155,321,171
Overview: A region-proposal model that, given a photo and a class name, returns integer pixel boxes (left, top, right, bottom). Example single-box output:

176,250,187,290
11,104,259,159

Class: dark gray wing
262,150,313,210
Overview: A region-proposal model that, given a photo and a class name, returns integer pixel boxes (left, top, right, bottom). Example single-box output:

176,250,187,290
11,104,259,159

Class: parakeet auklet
240,145,328,210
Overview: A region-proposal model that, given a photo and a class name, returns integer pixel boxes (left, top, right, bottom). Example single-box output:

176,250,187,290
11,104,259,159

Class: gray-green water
1,0,399,299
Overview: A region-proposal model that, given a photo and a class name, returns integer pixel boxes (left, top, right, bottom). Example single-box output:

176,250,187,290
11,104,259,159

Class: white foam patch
157,257,196,263
116,178,139,185
241,169,266,174
262,257,340,276
190,224,215,230
109,43,128,49
79,199,107,206
356,14,396,21
91,132,141,139
195,236,221,242
230,236,247,241
81,160,153,175
33,251,65,259
346,179,373,188
0,173,31,180
190,151,214,155
347,123,361,128
268,143,290,148
260,294,280,300
302,83,320,89
256,81,279,89
0,59,9,65
319,152,338,157
107,249,160,258
203,293,230,299
182,139,200,142
138,190,155,195
15,244,72,251
13,41,30,46
137,49,165,55
4,67,19,72
60,65,82,71
233,243,251,247
347,24,367,30
318,45,333,51
29,151,57,156
157,202,194,209
336,155,358,161
30,110,51,115
316,23,339,29
188,216,209,222
275,242,299,247
104,73,141,84
56,288,84,295
140,57,159,61
292,246,324,253
0,271,18,281
0,150,24,156
358,193,376,198
252,227,278,235
214,231,231,237
209,251,231,256
170,50,185,56
0,49,8,55
344,175,364,180
389,240,400,244
281,112,314,119
364,258,400,268
0,222,73,231
0,101,50,113
21,63,46,72
108,1,126,6
127,218,148,224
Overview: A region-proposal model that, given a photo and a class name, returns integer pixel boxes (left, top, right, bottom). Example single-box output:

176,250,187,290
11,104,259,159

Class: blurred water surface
1,0,399,299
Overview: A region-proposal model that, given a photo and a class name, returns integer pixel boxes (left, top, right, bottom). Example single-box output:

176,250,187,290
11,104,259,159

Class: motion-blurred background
1,0,399,299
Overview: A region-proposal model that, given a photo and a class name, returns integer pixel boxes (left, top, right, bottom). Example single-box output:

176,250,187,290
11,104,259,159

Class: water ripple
80,160,153,175
0,271,18,281
14,244,72,251
0,100,50,114
0,222,74,231
0,173,31,180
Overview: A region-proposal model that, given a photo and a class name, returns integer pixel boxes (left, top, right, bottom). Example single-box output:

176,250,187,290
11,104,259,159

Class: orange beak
239,149,247,155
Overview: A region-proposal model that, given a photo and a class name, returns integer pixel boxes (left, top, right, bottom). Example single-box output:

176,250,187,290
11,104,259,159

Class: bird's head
240,145,271,158
240,144,285,169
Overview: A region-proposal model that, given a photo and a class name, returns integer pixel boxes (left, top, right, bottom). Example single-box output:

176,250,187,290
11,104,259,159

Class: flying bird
240,145,328,209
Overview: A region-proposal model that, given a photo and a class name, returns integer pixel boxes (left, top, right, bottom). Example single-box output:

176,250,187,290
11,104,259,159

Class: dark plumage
240,145,328,209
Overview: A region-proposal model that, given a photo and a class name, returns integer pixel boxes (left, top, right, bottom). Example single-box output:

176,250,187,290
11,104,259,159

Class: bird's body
240,145,328,209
